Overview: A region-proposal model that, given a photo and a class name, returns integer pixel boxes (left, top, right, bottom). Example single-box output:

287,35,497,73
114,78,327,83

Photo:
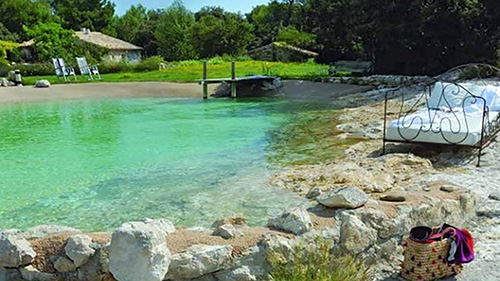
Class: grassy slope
22,61,331,85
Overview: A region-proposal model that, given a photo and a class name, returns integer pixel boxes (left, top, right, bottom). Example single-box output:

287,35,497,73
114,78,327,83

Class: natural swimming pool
0,97,343,231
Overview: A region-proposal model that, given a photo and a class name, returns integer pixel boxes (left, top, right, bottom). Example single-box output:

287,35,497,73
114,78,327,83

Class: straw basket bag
401,228,463,281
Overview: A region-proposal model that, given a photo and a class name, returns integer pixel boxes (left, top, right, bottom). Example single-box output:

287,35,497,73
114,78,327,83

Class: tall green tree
0,0,55,40
113,5,159,56
155,1,196,61
276,26,316,49
51,0,115,32
191,8,254,57
25,23,77,62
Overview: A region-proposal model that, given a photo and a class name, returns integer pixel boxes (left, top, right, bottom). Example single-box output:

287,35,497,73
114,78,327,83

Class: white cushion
428,82,488,109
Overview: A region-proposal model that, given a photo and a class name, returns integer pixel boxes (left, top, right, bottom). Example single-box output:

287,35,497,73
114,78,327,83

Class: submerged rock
268,207,313,235
0,233,36,267
22,225,81,240
109,221,172,281
316,186,368,209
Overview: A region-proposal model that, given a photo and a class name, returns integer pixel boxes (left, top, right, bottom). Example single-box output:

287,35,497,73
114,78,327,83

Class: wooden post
231,61,237,99
202,60,208,99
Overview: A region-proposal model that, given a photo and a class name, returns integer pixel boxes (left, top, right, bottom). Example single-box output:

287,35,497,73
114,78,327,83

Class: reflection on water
0,98,341,231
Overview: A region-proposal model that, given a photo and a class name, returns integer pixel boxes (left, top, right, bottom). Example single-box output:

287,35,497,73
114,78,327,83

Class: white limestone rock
317,186,368,209
65,234,95,268
166,244,233,280
34,80,50,88
0,233,36,267
142,218,176,235
268,207,313,235
109,221,171,281
215,265,256,281
213,224,244,239
339,213,377,255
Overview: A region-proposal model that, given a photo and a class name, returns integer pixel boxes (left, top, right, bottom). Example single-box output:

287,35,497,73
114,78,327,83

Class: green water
0,98,337,231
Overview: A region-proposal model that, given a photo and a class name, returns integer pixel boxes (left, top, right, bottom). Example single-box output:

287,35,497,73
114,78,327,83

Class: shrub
96,60,130,74
132,56,165,72
0,62,54,77
269,238,371,281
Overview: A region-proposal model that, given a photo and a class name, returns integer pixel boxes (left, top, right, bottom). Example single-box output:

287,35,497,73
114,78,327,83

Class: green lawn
22,61,331,85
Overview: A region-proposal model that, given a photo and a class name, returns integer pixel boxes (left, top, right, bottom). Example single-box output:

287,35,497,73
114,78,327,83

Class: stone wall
328,75,430,88
0,187,477,281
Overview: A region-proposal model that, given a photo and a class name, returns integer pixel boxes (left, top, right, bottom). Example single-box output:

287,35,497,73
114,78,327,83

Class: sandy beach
0,81,372,104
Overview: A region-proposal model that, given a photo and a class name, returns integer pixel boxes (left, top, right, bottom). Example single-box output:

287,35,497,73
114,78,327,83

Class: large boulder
339,213,377,255
165,245,233,280
0,233,36,267
268,207,313,235
317,186,368,209
65,234,95,268
142,218,176,235
109,221,171,281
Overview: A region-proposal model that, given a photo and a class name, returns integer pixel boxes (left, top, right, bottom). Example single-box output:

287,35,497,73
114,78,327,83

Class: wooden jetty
199,61,276,99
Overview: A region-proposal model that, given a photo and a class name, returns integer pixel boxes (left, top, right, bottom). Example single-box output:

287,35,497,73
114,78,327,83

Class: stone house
75,29,143,62
19,29,143,62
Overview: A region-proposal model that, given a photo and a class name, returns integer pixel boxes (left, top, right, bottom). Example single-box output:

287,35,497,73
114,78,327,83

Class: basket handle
440,227,457,240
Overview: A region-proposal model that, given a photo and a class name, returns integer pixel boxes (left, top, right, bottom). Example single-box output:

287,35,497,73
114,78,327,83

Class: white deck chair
76,57,101,80
53,58,77,81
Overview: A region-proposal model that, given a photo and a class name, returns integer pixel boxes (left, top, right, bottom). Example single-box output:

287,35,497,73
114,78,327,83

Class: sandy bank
0,81,372,104
0,82,217,104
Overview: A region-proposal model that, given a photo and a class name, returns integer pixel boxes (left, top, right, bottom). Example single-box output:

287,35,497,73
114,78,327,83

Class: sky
113,0,270,15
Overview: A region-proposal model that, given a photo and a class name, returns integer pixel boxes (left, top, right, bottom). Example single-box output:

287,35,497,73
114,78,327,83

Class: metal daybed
382,64,500,166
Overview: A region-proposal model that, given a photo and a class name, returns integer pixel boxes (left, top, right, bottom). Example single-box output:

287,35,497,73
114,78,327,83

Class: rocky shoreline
1,84,497,281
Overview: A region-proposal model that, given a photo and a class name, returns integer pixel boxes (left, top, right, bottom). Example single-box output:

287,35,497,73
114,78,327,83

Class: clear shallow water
0,98,335,231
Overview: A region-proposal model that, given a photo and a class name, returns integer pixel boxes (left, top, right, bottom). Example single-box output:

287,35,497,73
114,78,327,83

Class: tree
191,8,254,57
51,0,115,32
247,2,288,48
113,5,159,56
0,41,19,66
114,5,148,43
155,1,196,61
0,23,19,42
276,26,316,49
25,23,77,62
0,0,55,40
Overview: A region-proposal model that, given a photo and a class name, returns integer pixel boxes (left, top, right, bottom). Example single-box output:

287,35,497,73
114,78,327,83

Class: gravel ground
430,141,500,281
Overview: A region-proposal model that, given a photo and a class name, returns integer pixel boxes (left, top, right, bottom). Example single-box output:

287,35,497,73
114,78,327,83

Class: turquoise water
0,98,332,231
